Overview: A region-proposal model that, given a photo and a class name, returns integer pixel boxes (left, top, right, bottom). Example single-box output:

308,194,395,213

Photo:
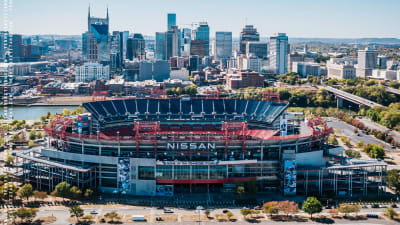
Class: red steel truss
222,121,248,159
151,89,167,98
263,91,280,102
306,117,333,147
205,89,220,99
134,121,160,155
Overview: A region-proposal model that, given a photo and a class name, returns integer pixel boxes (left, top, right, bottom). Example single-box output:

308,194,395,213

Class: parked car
362,205,368,209
90,210,98,215
391,204,398,208
164,209,174,213
366,214,379,218
371,204,380,208
223,210,230,213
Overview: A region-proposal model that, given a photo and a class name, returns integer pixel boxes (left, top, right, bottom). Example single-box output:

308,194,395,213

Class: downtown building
269,33,289,75
82,7,110,65
356,47,378,78
75,63,110,82
239,25,260,55
214,32,232,62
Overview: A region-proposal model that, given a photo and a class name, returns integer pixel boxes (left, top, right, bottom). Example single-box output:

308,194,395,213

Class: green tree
328,135,338,145
69,186,82,199
69,205,84,222
0,183,19,201
5,151,14,166
302,197,322,219
385,207,398,219
52,182,71,200
9,207,37,223
337,204,360,217
28,140,35,148
29,130,37,140
235,185,245,199
262,201,279,216
19,184,34,201
387,169,400,195
104,211,120,222
84,188,94,199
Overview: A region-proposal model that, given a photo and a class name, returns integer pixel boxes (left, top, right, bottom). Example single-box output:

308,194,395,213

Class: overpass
385,87,400,96
318,85,383,108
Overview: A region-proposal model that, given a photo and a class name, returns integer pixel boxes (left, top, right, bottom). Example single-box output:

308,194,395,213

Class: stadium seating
83,98,288,124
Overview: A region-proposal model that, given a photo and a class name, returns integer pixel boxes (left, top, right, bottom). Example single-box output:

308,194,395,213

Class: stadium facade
14,96,387,197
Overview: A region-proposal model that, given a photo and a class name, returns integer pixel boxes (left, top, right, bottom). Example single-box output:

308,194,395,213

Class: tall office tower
189,55,200,72
190,40,207,59
122,31,129,59
167,13,176,30
239,25,260,55
215,32,232,62
127,34,146,60
110,31,123,72
155,32,166,60
357,47,378,78
181,28,191,57
0,31,8,62
84,6,110,65
269,33,289,75
11,34,23,62
246,42,268,59
194,22,210,57
165,26,180,60
378,55,387,69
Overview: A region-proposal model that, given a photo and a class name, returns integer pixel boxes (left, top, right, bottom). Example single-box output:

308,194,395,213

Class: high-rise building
194,22,210,57
0,31,9,62
181,28,191,57
165,26,180,60
215,32,232,62
167,13,176,31
190,40,207,59
288,52,304,72
110,31,123,72
83,6,110,65
155,32,166,60
378,55,387,69
240,25,260,55
246,42,268,59
153,60,170,82
11,34,23,62
189,55,200,72
127,33,146,60
356,47,378,78
269,33,289,75
122,31,129,59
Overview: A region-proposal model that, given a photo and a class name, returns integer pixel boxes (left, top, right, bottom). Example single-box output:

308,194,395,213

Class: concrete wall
296,150,324,167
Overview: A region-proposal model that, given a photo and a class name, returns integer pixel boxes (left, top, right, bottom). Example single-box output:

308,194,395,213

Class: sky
3,0,400,38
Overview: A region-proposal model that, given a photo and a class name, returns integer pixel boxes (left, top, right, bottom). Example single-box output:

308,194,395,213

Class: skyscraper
122,31,129,59
155,32,166,60
356,47,378,78
110,31,123,72
269,33,289,75
83,6,110,65
11,34,23,62
127,34,146,60
181,28,191,57
194,22,210,57
240,25,260,55
165,26,180,59
167,13,176,31
215,32,232,62
246,42,268,59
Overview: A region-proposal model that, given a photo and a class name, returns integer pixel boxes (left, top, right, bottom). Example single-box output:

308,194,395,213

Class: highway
318,85,383,108
385,87,400,96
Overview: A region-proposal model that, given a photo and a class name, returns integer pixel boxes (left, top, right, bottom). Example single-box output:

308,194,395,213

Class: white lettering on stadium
167,142,216,151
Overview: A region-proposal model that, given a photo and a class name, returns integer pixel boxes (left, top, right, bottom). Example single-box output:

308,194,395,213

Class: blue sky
4,0,400,38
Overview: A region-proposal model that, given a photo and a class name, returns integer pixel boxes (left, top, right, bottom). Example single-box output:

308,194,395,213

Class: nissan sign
167,142,216,151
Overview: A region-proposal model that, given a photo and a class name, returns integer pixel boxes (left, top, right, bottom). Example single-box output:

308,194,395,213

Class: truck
131,215,146,222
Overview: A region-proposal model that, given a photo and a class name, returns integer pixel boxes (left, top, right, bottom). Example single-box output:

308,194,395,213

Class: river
0,105,78,120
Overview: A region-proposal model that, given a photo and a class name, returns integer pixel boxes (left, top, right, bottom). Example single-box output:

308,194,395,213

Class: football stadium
14,95,387,197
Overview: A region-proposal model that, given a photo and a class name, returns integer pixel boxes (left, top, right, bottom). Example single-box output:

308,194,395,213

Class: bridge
385,87,400,96
318,85,383,108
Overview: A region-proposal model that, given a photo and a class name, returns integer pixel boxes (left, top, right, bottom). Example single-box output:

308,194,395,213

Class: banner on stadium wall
156,185,174,196
280,118,288,136
283,160,296,195
117,158,130,194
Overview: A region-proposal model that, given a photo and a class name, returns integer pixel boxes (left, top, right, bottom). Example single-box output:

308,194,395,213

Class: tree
226,211,234,221
19,184,34,201
240,208,252,217
69,205,84,222
104,211,120,222
84,188,93,199
33,190,47,202
29,130,37,140
52,182,71,200
328,135,338,145
337,204,360,217
385,207,398,219
279,200,299,217
69,186,82,199
28,140,35,148
0,182,19,201
235,185,245,199
10,207,37,223
387,169,400,195
302,197,322,219
5,151,14,166
262,201,279,216
204,209,211,218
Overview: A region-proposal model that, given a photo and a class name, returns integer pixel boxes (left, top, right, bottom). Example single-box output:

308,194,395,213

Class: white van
132,215,146,221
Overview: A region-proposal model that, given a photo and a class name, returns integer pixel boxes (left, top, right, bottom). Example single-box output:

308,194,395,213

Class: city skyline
5,0,400,38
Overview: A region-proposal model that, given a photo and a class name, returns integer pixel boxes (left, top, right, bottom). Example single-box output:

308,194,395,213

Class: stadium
14,94,387,197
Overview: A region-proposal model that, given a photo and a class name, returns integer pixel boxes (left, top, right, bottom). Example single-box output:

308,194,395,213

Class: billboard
117,158,130,194
283,160,296,195
156,185,174,196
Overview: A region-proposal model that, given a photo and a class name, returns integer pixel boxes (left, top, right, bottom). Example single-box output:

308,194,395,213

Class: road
1,205,398,225
359,117,400,144
326,119,392,150
319,85,383,108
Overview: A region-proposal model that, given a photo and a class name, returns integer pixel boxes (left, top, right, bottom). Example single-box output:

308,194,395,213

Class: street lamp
196,206,204,225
